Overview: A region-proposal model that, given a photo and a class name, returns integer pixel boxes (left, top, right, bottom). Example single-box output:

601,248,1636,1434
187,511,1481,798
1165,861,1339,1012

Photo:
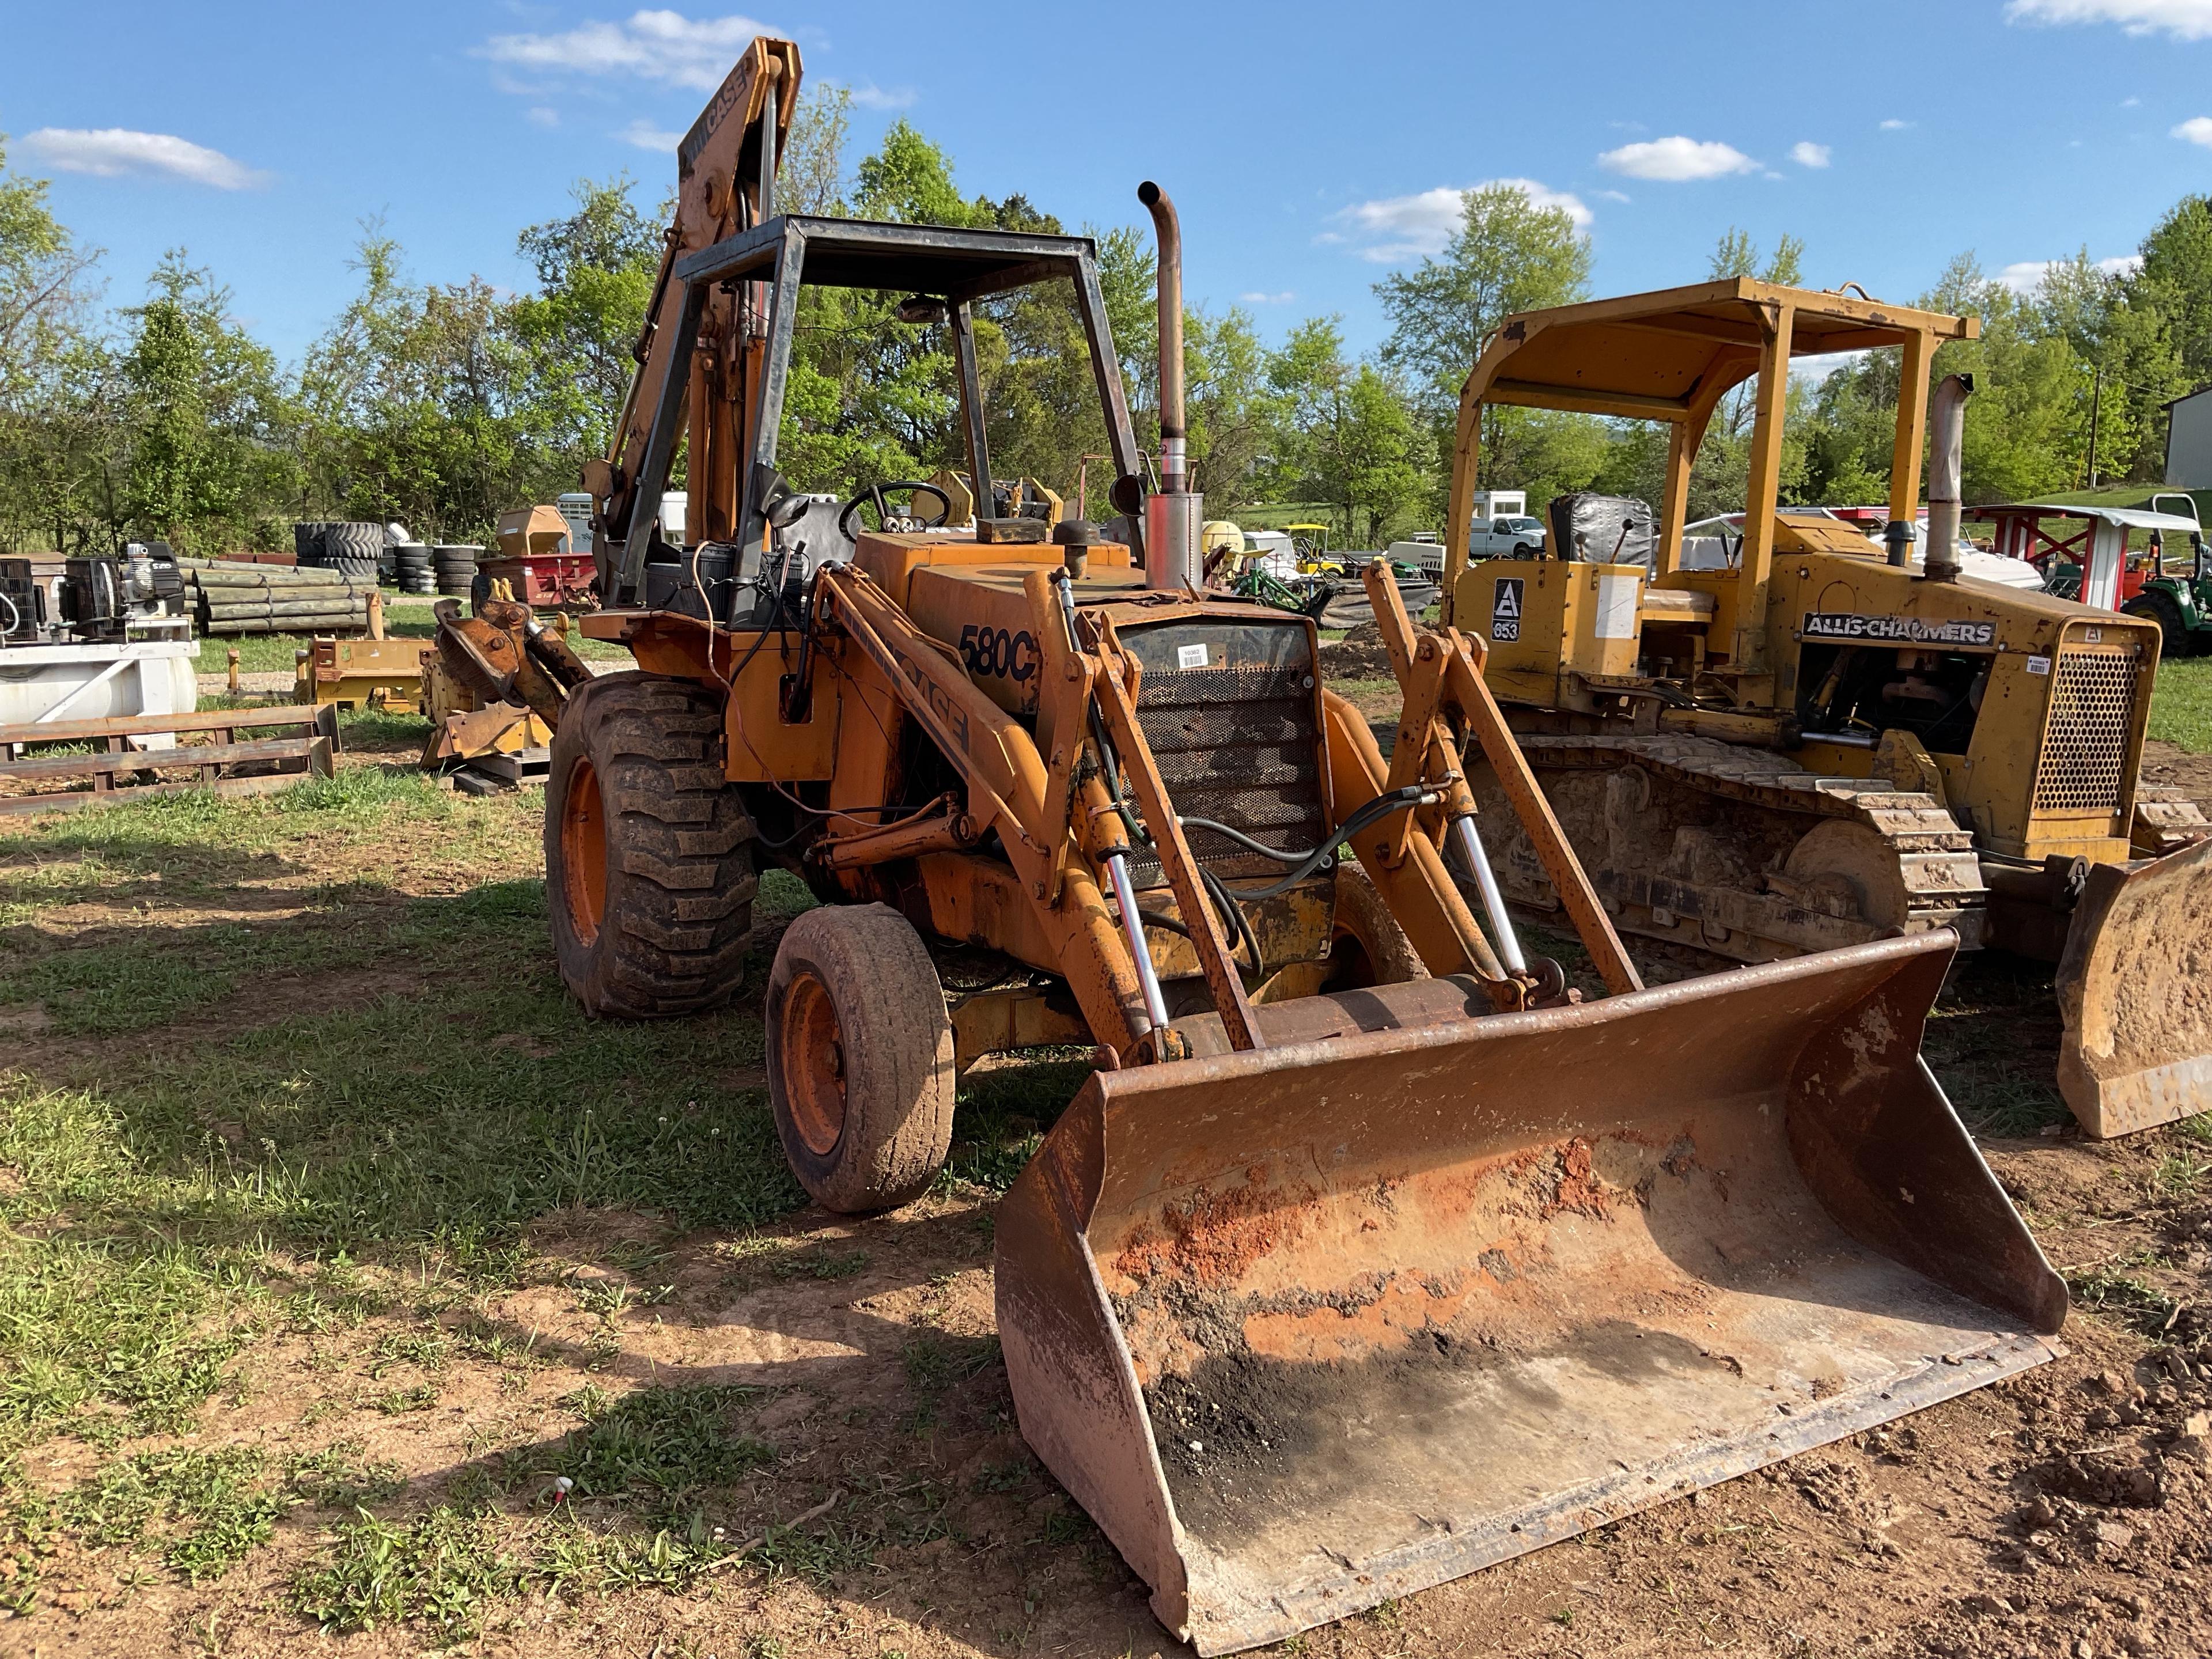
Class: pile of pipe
179,558,374,635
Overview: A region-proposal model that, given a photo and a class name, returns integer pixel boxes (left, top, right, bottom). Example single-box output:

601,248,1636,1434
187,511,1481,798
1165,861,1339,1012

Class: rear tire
766,904,956,1213
2124,589,2191,660
546,673,756,1018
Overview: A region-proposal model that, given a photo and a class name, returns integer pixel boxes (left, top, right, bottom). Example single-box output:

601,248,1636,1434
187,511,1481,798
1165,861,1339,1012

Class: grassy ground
2152,654,2212,752
0,718,1083,1650
2,687,2211,1652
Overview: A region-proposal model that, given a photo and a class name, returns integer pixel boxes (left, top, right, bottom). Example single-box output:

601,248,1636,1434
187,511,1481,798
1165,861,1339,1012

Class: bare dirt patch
2143,737,2212,815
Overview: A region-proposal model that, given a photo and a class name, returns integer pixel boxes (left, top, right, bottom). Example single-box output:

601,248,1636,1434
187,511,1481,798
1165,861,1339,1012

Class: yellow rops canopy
1445,279,1978,595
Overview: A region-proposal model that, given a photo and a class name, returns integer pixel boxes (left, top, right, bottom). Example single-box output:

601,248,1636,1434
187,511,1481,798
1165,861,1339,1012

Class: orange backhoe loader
544,39,2065,1652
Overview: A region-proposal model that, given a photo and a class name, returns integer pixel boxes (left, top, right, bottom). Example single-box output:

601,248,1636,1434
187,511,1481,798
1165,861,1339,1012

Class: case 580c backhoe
1434,281,2212,1139
543,37,2065,1654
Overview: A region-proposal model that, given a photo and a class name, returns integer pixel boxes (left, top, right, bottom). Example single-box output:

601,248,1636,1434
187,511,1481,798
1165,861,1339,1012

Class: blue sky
5,0,2212,367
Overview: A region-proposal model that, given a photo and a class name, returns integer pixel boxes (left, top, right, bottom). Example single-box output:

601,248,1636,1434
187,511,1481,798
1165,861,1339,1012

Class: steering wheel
836,482,953,541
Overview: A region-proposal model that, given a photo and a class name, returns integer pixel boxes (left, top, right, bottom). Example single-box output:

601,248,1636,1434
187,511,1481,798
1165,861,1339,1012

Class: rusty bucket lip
997,926,2073,1654
1121,927,1965,1100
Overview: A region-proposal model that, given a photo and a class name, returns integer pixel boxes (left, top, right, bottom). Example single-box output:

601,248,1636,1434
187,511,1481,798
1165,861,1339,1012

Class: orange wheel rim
781,970,847,1157
561,757,608,946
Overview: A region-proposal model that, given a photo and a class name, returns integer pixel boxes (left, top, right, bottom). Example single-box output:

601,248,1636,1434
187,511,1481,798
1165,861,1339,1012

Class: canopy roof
1467,279,1978,423
674,214,1098,302
1966,502,2202,533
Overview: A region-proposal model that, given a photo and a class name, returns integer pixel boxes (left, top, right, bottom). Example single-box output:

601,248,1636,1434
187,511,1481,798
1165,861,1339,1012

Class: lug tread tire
547,672,756,1018
766,904,956,1214
2124,591,2189,660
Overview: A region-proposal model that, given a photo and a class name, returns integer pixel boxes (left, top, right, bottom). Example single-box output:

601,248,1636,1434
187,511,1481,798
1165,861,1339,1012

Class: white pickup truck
1468,513,1547,558
1392,516,1546,578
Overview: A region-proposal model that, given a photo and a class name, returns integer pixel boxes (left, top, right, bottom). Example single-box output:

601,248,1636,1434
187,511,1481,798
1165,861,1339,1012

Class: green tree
0,135,112,554
117,255,297,554
1373,184,1594,522
781,86,851,216
505,177,661,472
301,233,523,539
1373,183,1592,406
1690,230,1809,516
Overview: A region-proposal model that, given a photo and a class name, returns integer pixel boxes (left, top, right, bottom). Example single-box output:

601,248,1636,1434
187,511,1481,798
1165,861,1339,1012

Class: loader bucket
995,931,2065,1654
2056,837,2212,1138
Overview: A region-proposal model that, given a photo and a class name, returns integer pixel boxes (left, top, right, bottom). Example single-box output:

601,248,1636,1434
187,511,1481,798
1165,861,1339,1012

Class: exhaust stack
1139,181,1202,588
1924,372,1972,583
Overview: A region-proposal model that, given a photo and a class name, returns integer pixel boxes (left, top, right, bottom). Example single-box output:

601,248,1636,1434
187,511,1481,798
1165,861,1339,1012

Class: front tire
1323,863,1429,990
546,673,756,1018
766,905,956,1214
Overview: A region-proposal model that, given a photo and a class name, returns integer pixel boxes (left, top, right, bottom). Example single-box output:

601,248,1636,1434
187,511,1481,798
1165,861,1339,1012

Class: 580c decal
958,624,1038,683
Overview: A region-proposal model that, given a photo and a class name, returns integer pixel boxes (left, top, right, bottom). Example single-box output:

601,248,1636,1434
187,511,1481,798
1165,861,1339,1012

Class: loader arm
1361,561,1643,995
812,564,1157,1056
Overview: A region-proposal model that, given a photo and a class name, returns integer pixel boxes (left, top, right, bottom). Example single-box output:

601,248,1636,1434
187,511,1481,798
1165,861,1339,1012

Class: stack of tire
433,544,482,598
392,543,434,594
293,521,385,587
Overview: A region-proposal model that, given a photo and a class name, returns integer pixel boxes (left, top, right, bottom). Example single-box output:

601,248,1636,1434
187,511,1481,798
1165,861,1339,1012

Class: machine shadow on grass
0,777,1121,1649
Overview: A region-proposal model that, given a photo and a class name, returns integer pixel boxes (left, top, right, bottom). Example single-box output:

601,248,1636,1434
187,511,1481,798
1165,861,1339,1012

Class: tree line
5,98,2212,560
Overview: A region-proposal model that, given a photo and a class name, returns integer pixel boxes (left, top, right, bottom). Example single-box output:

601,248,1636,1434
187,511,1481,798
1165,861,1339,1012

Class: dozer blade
2056,836,2212,1138
995,931,2065,1654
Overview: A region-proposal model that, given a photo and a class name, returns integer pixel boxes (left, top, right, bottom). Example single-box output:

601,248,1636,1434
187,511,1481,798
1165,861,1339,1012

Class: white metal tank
0,639,200,735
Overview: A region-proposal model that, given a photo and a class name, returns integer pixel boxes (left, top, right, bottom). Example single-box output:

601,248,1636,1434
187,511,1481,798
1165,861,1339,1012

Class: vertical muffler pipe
1138,181,1202,589
1924,372,1972,583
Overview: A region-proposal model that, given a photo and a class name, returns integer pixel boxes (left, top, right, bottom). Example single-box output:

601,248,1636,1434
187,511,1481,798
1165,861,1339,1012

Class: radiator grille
1119,623,1327,890
2032,647,2139,816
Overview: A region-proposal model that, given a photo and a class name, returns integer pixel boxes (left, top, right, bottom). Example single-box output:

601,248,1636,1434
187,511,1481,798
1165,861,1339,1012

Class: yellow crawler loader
546,40,2065,1652
1438,281,2212,1138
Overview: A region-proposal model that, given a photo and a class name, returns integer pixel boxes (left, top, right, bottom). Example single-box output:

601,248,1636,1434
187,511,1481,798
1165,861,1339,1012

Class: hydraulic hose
1224,787,1436,902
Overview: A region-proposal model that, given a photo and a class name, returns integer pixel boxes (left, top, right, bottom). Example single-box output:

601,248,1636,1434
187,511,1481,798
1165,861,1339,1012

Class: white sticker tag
1594,573,1639,640
1176,642,1210,670
2025,655,2052,676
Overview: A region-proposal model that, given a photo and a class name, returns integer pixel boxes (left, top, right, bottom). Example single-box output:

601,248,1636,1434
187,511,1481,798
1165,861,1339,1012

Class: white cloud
21,127,266,189
1596,188,1631,203
1332,178,1592,264
1880,118,1914,131
2123,95,2143,106
2007,0,2212,38
1789,141,1831,168
619,119,683,151
527,106,560,127
830,79,915,111
482,9,778,91
2175,115,2212,146
1998,254,2144,293
1597,136,1757,181
1238,290,1296,304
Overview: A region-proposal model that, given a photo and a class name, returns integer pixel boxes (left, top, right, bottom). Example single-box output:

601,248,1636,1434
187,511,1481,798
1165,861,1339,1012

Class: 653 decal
1491,576,1523,643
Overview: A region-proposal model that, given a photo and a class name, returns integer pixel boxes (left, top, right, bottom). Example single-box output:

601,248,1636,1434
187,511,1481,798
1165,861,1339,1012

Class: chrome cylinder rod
1105,850,1172,1035
1452,814,1528,976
